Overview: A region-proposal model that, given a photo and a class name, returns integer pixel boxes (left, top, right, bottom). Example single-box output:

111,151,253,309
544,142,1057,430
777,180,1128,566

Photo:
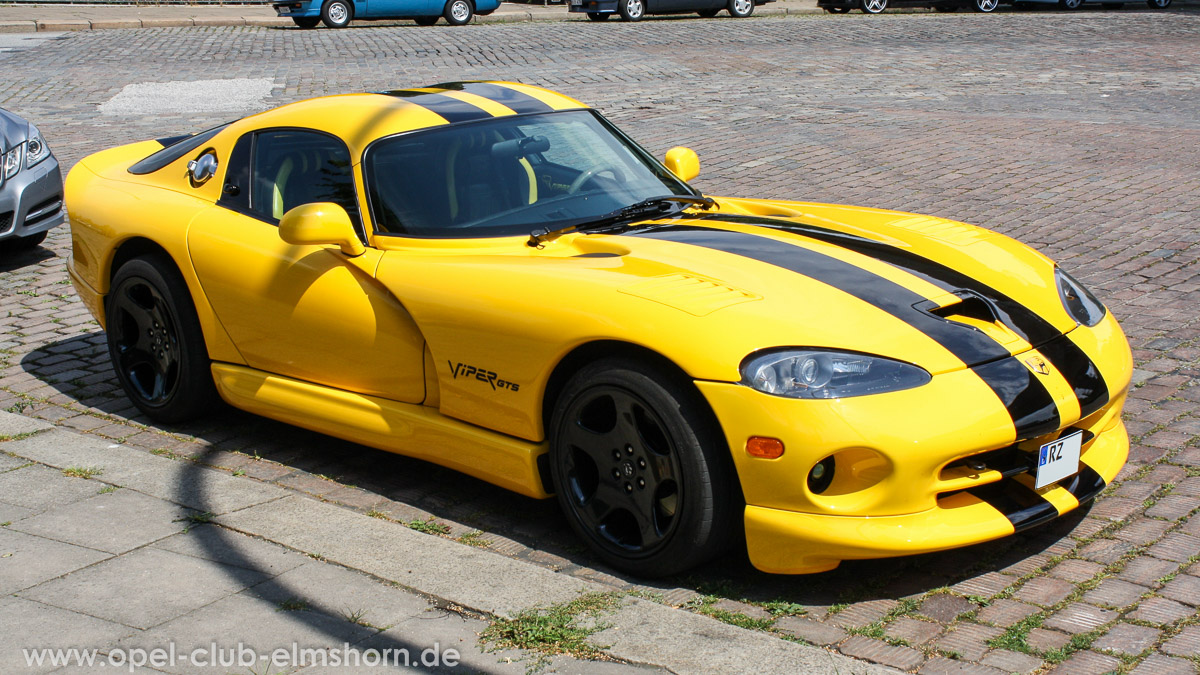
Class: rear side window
128,124,230,175
249,130,360,228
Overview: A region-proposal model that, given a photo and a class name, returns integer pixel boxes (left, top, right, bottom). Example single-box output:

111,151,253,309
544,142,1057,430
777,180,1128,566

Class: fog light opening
807,456,836,494
746,436,784,459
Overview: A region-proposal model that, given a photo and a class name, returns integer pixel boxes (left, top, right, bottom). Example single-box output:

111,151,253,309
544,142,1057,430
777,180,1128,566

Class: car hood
0,108,29,152
595,197,1079,376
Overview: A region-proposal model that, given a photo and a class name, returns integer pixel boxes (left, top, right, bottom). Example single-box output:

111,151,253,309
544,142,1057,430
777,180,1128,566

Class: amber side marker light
746,437,785,459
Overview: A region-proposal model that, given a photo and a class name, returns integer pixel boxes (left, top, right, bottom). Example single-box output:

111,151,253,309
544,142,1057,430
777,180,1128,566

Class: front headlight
2,145,21,179
1055,267,1105,327
25,126,51,168
740,349,931,399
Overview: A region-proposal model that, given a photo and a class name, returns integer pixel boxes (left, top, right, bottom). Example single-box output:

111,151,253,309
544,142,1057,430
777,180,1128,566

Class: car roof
234,81,588,155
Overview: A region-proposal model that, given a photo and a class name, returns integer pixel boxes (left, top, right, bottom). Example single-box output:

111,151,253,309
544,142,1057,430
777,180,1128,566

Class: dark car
0,107,63,253
569,0,770,21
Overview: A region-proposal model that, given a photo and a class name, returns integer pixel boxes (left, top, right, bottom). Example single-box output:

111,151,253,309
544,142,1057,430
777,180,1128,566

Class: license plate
570,0,582,5
1035,430,1082,489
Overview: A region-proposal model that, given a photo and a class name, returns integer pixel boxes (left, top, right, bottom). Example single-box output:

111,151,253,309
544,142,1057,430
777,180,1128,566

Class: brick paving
3,11,1200,674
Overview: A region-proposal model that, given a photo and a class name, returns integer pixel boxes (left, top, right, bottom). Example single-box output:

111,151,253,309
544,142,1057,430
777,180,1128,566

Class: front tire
1146,0,1170,7
727,0,754,16
618,0,644,21
548,358,738,577
860,0,887,12
972,0,999,10
1058,0,1082,8
320,0,352,27
443,0,474,24
106,257,218,424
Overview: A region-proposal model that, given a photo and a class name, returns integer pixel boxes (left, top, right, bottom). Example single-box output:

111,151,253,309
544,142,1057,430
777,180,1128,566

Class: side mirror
278,202,365,257
664,147,700,183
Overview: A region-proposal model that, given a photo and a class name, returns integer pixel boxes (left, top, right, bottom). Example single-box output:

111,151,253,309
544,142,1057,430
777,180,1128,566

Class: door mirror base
278,203,365,257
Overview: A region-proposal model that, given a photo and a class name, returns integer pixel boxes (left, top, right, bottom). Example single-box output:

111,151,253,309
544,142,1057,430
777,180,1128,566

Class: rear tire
106,257,219,424
727,0,754,16
320,0,353,27
1146,0,1170,7
972,0,999,11
443,0,474,24
618,0,644,20
860,0,887,12
548,358,738,578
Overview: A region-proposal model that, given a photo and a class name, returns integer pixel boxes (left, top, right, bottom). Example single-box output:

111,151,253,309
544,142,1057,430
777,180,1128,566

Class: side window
242,130,361,231
218,134,252,212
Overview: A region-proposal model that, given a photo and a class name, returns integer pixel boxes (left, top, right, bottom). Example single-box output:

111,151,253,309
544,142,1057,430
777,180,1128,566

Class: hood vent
619,274,761,317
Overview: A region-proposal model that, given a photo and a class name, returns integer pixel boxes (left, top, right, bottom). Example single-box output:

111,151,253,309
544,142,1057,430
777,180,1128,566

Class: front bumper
0,154,63,242
698,314,1132,574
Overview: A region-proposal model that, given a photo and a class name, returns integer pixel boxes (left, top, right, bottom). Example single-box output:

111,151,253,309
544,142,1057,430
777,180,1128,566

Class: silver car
1,107,63,252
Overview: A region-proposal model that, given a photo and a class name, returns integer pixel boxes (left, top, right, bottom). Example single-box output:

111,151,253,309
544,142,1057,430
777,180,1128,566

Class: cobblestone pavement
3,12,1200,674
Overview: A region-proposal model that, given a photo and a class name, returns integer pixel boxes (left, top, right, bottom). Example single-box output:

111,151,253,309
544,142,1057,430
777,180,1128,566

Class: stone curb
0,410,895,674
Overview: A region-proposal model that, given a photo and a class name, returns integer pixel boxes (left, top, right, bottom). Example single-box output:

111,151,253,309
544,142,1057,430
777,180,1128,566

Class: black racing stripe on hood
631,225,1064,439
698,213,1110,423
428,82,555,114
971,358,1061,439
1039,336,1110,419
634,225,1012,365
380,90,493,124
699,214,1061,345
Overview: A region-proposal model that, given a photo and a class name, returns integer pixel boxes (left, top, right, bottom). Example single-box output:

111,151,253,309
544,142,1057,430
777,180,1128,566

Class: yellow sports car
66,82,1131,577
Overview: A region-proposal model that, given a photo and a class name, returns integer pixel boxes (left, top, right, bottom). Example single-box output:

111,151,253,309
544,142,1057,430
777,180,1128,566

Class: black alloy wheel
549,358,737,577
106,257,218,423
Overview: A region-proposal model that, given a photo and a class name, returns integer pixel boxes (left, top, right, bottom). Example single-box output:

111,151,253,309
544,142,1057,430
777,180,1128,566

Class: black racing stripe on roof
429,82,555,114
379,90,493,124
698,214,1062,346
631,225,1060,440
1038,335,1110,419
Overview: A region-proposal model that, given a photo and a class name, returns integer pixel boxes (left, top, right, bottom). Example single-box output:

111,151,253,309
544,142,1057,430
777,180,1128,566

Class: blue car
274,0,501,27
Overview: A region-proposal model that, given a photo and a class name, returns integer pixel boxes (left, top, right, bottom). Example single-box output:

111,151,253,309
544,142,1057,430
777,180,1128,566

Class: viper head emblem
1025,356,1050,376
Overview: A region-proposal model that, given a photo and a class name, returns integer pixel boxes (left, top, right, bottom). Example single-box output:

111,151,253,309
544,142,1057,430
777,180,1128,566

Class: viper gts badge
1025,356,1050,376
449,361,519,391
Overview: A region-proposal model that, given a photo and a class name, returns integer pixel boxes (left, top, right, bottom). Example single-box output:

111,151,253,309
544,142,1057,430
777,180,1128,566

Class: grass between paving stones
843,596,922,647
62,465,102,479
480,592,621,672
456,530,490,547
406,517,452,535
684,595,776,631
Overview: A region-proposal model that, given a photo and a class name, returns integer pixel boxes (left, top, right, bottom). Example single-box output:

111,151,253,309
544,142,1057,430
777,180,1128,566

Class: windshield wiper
527,195,715,248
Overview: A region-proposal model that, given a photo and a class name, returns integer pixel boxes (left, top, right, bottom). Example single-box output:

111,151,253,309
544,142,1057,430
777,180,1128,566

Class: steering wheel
568,164,626,194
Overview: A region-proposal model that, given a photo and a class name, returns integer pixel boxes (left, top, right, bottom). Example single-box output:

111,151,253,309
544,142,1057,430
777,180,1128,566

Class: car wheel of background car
320,0,353,27
1146,0,1170,7
292,16,320,27
697,8,720,16
972,0,999,11
106,257,219,424
5,230,48,252
618,0,644,21
860,0,887,13
1058,0,1082,8
587,11,610,19
415,15,440,24
549,358,738,577
443,0,474,24
727,0,755,16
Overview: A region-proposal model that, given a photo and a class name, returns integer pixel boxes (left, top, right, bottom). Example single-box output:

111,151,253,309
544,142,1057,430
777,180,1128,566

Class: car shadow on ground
20,331,1091,616
0,244,55,273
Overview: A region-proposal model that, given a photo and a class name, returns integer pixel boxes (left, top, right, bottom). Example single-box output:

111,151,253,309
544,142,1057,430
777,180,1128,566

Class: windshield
364,110,697,238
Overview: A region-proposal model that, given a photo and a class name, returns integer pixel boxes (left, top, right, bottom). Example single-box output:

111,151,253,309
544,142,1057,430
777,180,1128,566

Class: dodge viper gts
65,82,1131,577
